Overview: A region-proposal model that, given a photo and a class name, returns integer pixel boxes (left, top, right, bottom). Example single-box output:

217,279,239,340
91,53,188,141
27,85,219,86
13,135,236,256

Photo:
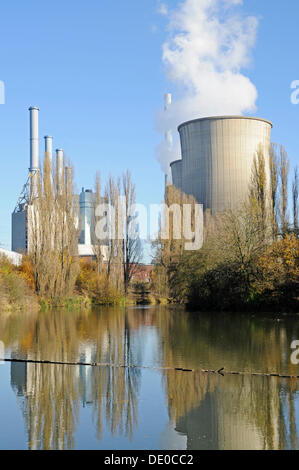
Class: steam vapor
156,0,259,174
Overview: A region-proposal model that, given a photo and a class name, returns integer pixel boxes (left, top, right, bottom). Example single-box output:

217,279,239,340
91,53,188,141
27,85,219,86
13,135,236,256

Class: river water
0,306,298,450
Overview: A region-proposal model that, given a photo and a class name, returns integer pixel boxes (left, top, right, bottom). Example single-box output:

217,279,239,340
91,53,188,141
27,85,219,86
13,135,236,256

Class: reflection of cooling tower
171,116,273,214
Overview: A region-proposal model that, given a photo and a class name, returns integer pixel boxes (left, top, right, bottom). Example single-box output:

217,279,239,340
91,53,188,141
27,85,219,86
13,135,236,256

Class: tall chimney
29,106,40,200
56,149,64,191
44,136,53,168
29,107,39,171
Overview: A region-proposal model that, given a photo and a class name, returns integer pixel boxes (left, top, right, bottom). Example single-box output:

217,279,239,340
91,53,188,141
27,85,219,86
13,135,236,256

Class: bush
0,256,39,312
188,262,252,311
253,235,299,310
76,260,123,304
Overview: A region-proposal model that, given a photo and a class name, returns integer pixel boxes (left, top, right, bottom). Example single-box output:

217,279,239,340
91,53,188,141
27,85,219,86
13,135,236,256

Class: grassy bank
0,256,165,311
0,257,39,312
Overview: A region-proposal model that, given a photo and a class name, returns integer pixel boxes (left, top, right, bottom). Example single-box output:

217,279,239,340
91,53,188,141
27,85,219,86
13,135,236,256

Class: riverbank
0,251,297,314
39,290,169,311
0,262,39,312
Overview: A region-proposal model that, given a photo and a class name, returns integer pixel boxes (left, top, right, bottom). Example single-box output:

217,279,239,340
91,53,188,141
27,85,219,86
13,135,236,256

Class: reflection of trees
2,306,299,449
156,309,299,450
90,312,141,440
92,366,139,441
3,308,142,449
11,363,80,450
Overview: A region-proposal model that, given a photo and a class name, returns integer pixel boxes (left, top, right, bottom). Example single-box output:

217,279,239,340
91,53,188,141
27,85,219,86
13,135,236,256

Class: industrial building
170,116,273,214
12,107,106,260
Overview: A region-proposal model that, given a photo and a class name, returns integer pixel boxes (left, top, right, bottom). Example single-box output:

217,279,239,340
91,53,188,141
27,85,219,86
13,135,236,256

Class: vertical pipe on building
29,107,39,171
44,136,53,169
56,149,64,193
29,107,40,200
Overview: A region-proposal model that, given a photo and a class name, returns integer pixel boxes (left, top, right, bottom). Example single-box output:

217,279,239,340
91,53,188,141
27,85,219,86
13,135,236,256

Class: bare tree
249,146,273,242
92,171,104,274
122,170,142,294
269,143,279,237
29,153,79,299
292,166,298,234
250,147,267,222
105,176,123,292
279,145,290,235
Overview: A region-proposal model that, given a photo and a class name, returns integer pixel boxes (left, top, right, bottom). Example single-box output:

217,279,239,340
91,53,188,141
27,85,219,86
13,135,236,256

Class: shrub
0,257,39,312
76,260,123,304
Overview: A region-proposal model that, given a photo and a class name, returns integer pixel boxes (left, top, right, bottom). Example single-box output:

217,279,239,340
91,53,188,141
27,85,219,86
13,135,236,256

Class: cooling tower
171,116,273,214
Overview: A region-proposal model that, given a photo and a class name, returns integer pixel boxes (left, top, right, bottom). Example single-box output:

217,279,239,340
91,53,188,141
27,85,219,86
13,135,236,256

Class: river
0,306,298,450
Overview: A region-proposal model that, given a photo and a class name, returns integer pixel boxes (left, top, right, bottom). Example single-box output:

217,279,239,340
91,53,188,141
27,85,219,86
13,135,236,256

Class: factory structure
11,107,105,259
168,108,273,214
9,101,273,258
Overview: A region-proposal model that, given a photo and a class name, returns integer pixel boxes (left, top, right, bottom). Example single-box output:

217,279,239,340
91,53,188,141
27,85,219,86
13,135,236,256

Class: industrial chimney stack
44,135,53,168
29,106,40,199
56,148,64,192
29,106,39,171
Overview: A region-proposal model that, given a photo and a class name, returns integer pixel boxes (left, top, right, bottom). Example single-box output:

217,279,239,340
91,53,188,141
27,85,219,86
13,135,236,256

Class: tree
255,234,299,309
153,184,200,301
292,166,298,234
29,153,79,299
104,176,124,292
279,145,290,235
269,143,279,237
122,170,142,294
250,147,267,223
92,171,104,274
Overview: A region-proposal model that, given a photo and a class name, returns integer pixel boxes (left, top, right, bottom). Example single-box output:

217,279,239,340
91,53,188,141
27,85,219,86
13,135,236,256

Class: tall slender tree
122,170,142,294
279,145,290,236
29,153,79,299
269,143,279,237
292,166,298,234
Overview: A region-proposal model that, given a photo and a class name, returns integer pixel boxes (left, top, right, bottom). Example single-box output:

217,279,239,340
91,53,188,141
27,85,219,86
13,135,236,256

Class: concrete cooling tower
171,116,273,214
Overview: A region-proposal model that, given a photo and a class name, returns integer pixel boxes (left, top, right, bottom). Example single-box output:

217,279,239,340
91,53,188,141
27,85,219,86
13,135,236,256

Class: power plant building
171,116,273,214
12,107,107,261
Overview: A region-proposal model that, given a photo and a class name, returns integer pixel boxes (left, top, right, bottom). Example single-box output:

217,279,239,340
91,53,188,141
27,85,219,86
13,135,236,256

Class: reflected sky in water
0,306,298,450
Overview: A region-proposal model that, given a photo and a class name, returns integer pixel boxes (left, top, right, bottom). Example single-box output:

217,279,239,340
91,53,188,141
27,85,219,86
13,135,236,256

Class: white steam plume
156,0,259,174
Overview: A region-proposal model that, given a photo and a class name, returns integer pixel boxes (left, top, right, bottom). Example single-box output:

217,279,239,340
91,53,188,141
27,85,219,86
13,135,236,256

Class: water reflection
0,307,298,449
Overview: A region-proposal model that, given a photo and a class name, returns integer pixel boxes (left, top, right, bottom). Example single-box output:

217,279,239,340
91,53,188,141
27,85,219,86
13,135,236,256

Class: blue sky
0,0,298,249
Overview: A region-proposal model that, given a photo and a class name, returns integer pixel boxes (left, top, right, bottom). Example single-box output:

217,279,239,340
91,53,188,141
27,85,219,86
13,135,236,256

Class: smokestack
29,106,40,200
56,149,64,191
29,107,39,171
44,136,53,167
